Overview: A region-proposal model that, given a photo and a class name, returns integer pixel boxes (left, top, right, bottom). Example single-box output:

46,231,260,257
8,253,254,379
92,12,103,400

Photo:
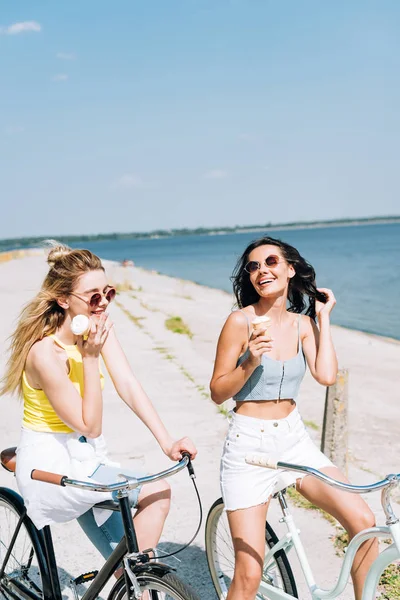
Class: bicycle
205,453,400,600
0,446,201,600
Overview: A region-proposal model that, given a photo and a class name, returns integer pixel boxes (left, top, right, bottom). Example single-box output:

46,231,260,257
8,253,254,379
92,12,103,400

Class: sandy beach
0,253,399,599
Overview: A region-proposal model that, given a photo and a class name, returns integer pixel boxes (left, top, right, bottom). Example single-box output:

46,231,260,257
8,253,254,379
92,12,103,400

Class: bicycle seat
1,447,17,473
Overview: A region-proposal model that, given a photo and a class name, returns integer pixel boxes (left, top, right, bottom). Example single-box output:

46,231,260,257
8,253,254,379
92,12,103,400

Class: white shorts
220,407,334,511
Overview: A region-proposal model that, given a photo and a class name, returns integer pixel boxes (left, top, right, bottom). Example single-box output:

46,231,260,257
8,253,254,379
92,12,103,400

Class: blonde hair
0,241,104,397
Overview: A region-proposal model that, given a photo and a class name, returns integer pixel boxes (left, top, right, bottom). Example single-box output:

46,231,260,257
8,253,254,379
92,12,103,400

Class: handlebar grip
245,454,278,470
31,469,68,486
181,452,195,477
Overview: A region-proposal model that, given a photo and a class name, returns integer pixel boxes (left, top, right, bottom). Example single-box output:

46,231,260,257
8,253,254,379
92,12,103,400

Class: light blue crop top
233,312,306,402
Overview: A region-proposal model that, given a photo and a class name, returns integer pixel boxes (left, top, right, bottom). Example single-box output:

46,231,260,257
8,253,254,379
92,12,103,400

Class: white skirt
16,428,126,530
220,407,334,511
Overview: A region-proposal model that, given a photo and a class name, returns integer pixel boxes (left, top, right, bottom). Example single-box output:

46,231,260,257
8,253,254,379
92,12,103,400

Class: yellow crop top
22,335,105,433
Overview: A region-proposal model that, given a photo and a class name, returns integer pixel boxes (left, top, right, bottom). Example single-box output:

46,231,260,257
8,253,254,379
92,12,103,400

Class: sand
0,254,399,599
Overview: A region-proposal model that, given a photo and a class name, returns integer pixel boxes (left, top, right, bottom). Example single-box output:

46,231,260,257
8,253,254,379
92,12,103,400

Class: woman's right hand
247,329,274,366
77,313,113,358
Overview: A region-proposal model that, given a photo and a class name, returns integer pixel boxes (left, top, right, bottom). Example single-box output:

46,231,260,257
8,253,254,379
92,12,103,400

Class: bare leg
297,466,378,600
226,501,270,600
115,479,171,596
133,479,171,551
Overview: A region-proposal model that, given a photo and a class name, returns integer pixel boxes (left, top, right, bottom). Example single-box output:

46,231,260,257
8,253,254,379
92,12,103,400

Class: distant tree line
1,215,399,252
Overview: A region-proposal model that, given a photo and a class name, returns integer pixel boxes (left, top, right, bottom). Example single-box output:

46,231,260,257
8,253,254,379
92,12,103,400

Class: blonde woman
1,243,196,561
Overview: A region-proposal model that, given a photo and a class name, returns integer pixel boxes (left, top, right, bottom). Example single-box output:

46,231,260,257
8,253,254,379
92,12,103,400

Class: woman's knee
346,504,376,536
138,479,171,513
156,479,171,512
233,559,263,595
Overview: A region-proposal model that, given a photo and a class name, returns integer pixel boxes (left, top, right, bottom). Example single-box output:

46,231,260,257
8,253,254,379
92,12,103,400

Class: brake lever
181,451,195,478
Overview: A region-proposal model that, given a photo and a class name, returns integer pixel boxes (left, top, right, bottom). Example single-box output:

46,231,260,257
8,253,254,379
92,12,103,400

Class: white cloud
52,74,68,82
203,169,229,180
56,52,76,60
112,174,148,190
0,21,41,35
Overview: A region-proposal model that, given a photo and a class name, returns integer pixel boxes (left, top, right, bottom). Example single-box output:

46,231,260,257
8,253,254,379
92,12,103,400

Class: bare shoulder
27,337,58,368
299,314,317,338
225,309,252,331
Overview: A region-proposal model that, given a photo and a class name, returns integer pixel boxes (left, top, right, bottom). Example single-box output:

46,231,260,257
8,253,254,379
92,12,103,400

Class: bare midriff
236,399,296,420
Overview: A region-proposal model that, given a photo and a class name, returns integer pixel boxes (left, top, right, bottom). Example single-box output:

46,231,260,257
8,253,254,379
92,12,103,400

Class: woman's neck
55,316,77,346
255,295,288,324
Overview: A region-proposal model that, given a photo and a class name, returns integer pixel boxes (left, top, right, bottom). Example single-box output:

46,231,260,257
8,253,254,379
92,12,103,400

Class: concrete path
1,255,399,599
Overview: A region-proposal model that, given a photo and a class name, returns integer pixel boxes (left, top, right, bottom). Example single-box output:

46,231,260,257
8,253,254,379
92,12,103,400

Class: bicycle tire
108,570,201,600
0,488,48,600
205,497,298,599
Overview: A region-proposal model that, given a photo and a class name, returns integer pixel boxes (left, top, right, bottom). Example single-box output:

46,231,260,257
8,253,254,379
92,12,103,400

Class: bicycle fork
123,557,142,599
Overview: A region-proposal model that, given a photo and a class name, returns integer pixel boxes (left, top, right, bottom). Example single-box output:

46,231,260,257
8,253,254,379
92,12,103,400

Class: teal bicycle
205,453,400,600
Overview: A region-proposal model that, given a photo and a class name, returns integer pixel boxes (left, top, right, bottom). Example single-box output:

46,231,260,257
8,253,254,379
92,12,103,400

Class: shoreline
201,217,400,237
1,249,399,344
1,217,399,249
134,265,400,345
331,323,400,346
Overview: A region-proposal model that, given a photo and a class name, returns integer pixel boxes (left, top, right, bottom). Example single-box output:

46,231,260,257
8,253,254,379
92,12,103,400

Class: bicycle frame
258,492,400,600
1,493,175,600
38,496,133,600
2,455,193,600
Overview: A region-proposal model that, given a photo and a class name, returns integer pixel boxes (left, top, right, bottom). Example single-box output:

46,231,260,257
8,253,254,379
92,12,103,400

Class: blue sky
1,1,399,238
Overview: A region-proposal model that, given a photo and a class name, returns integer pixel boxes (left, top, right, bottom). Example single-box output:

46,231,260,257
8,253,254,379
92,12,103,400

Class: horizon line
1,214,400,246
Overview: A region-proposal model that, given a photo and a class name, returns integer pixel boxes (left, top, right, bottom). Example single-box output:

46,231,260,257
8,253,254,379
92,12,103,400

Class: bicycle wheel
108,571,200,600
0,489,47,600
205,497,298,599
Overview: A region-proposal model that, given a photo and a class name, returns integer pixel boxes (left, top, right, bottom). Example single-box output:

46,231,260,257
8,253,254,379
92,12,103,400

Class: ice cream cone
252,315,271,335
71,315,90,339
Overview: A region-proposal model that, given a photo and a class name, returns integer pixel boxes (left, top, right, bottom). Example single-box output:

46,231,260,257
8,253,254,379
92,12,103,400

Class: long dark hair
231,236,327,319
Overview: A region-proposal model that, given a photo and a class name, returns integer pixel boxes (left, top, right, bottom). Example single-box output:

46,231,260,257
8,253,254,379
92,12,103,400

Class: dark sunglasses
70,287,116,308
244,255,282,274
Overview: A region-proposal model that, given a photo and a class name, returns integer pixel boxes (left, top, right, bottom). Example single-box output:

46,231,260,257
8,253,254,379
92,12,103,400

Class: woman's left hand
164,437,197,461
316,288,336,318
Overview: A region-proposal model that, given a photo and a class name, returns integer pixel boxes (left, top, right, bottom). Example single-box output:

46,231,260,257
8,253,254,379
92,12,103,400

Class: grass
331,528,349,556
177,368,209,397
379,562,400,599
116,300,216,408
165,316,193,338
179,366,196,383
153,346,175,360
114,281,134,292
327,523,400,599
197,387,210,399
175,294,193,300
140,300,160,312
358,464,375,475
115,301,145,329
286,487,337,526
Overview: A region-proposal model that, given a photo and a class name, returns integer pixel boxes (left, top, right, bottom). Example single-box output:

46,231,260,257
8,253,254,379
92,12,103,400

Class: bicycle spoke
206,500,298,599
108,572,199,600
0,498,44,599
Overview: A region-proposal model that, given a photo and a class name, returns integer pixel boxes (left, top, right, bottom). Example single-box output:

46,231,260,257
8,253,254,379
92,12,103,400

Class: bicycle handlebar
31,470,67,486
31,453,192,493
245,453,400,494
